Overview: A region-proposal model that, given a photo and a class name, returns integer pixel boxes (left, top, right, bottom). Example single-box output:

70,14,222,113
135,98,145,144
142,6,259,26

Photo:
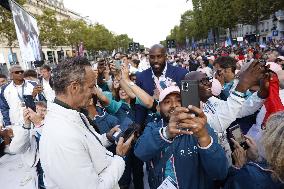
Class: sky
63,0,193,48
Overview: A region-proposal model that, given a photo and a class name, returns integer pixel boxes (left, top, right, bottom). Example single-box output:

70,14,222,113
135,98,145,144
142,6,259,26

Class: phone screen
228,124,249,150
115,60,122,70
232,127,243,143
122,127,136,142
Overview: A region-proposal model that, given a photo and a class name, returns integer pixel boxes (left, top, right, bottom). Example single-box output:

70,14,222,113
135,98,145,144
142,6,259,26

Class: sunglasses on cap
12,70,24,74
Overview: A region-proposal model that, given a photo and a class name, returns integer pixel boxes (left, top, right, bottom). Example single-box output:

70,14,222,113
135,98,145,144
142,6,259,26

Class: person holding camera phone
94,67,146,189
134,86,228,189
0,65,45,127
184,61,270,165
39,57,134,189
223,113,284,189
9,101,47,189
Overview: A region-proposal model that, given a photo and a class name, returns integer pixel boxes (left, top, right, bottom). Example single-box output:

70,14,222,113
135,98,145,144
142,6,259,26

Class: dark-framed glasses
13,70,24,74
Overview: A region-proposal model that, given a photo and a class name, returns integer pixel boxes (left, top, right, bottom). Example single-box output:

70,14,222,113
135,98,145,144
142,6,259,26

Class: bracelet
162,127,172,140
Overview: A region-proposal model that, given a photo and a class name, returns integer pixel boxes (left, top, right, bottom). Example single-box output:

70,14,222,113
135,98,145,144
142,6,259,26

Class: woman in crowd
224,111,284,189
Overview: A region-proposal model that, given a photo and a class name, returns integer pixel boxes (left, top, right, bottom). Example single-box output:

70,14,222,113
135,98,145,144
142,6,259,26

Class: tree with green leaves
36,8,66,49
114,34,133,52
62,19,89,50
232,0,282,34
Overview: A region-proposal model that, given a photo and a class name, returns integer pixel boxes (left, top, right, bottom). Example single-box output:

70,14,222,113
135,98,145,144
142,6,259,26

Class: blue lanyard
14,81,25,102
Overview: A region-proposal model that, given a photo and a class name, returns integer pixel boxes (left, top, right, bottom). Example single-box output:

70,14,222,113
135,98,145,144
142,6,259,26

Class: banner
9,0,42,62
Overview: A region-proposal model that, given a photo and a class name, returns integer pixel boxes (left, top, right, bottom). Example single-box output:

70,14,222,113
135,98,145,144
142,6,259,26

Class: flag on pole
9,0,42,65
78,42,84,57
225,37,232,47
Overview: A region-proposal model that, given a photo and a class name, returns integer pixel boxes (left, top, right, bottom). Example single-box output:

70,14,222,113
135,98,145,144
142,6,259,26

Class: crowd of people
0,41,284,189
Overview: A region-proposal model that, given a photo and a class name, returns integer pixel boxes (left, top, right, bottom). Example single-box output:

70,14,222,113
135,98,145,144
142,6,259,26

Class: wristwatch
128,81,135,87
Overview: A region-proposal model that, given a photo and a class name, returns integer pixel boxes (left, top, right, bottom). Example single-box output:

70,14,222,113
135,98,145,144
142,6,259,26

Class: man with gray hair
39,57,134,189
0,65,42,126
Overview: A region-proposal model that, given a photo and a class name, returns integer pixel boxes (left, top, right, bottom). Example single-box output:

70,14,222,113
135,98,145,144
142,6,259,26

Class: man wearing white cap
134,85,228,189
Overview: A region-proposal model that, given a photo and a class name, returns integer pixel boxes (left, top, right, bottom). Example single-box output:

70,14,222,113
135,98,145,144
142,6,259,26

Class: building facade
0,0,86,70
231,10,284,44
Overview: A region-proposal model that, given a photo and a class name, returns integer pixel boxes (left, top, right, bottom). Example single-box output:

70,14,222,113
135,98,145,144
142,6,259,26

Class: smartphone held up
181,80,200,109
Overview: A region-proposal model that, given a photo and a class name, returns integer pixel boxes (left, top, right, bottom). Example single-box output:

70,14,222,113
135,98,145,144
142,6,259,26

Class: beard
160,111,170,124
160,108,175,124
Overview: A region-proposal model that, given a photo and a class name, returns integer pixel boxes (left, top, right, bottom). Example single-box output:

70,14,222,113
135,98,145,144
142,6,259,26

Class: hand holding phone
167,106,209,146
116,133,135,157
227,124,249,150
23,95,36,112
32,85,43,98
112,123,140,143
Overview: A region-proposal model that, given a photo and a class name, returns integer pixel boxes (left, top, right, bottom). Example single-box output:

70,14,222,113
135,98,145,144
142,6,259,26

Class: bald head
149,44,167,77
150,44,166,54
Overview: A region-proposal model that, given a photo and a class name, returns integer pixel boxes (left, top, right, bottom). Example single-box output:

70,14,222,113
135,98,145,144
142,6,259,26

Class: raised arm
120,64,154,109
94,87,110,106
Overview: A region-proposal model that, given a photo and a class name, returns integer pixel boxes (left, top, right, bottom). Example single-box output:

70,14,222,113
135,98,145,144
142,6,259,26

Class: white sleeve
99,133,113,148
41,136,124,189
208,94,245,132
237,92,264,118
0,112,3,126
9,126,31,154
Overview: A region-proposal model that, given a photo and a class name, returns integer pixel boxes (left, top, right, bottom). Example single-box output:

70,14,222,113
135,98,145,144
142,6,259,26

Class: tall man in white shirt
0,65,42,126
40,57,134,189
39,64,55,102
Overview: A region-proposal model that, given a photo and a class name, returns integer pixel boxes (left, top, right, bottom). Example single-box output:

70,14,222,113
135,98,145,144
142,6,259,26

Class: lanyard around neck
54,99,103,146
14,81,25,102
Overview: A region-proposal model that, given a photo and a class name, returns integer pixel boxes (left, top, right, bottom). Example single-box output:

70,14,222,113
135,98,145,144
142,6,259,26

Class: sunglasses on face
13,70,24,74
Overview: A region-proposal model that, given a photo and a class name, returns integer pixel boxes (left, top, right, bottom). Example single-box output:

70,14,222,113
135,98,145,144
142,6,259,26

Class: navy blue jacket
135,64,188,125
224,162,283,189
92,106,120,134
134,120,228,189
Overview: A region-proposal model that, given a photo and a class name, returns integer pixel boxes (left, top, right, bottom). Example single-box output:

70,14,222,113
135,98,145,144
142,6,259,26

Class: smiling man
134,85,228,189
133,45,187,188
135,44,188,126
